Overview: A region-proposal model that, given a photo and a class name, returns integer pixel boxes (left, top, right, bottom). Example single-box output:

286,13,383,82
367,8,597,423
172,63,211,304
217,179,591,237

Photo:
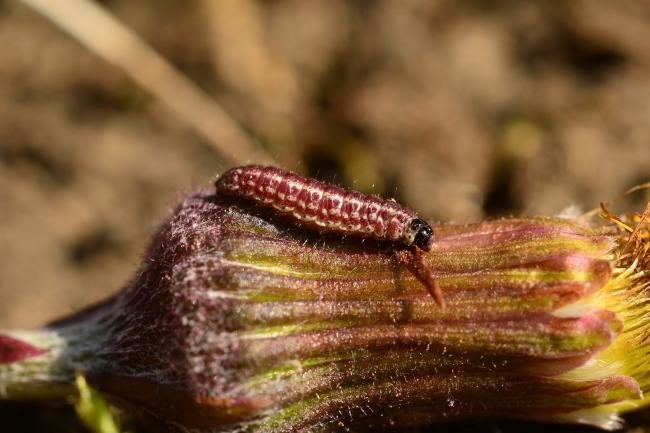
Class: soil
0,1,649,432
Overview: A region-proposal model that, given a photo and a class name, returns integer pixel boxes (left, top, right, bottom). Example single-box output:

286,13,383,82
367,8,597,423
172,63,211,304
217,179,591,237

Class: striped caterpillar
216,165,443,307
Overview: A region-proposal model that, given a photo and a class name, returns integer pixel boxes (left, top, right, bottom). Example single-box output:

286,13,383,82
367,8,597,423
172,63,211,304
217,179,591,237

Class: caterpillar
215,165,444,307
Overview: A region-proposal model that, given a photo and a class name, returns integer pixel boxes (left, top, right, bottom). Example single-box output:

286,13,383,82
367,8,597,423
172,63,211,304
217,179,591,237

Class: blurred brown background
1,0,650,331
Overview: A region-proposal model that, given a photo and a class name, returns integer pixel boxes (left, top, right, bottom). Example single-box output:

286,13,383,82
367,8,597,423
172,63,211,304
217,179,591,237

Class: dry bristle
604,201,650,275
587,201,650,412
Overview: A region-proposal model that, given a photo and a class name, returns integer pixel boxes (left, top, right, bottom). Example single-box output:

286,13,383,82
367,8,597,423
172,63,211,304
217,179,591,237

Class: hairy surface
32,190,623,431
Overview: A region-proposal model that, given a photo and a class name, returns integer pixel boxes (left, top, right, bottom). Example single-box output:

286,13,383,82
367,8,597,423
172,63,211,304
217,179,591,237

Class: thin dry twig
20,0,276,166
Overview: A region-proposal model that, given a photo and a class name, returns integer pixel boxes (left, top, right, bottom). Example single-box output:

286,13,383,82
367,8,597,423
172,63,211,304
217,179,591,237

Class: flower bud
1,192,648,431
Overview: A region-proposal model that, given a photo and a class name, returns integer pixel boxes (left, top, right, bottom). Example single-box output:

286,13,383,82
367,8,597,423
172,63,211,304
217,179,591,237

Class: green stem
0,322,105,400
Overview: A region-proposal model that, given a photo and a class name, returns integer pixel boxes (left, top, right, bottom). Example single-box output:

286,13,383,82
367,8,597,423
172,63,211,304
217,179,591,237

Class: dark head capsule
409,218,434,251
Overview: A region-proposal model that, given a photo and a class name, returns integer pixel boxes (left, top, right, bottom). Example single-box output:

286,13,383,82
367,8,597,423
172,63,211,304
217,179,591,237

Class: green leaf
75,373,122,433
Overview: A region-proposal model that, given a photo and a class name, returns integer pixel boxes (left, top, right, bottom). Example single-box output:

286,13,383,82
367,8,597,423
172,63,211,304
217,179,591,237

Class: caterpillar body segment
216,165,443,307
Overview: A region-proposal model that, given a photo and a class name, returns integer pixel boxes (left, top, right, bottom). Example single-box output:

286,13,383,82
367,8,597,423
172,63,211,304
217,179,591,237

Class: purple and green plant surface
1,189,649,433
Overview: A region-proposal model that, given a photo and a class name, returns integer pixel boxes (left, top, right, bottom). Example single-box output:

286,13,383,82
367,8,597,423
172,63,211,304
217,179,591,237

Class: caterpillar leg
395,247,445,308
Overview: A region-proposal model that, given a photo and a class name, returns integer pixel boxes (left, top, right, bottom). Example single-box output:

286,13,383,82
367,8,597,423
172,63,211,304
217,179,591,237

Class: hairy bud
1,192,649,432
